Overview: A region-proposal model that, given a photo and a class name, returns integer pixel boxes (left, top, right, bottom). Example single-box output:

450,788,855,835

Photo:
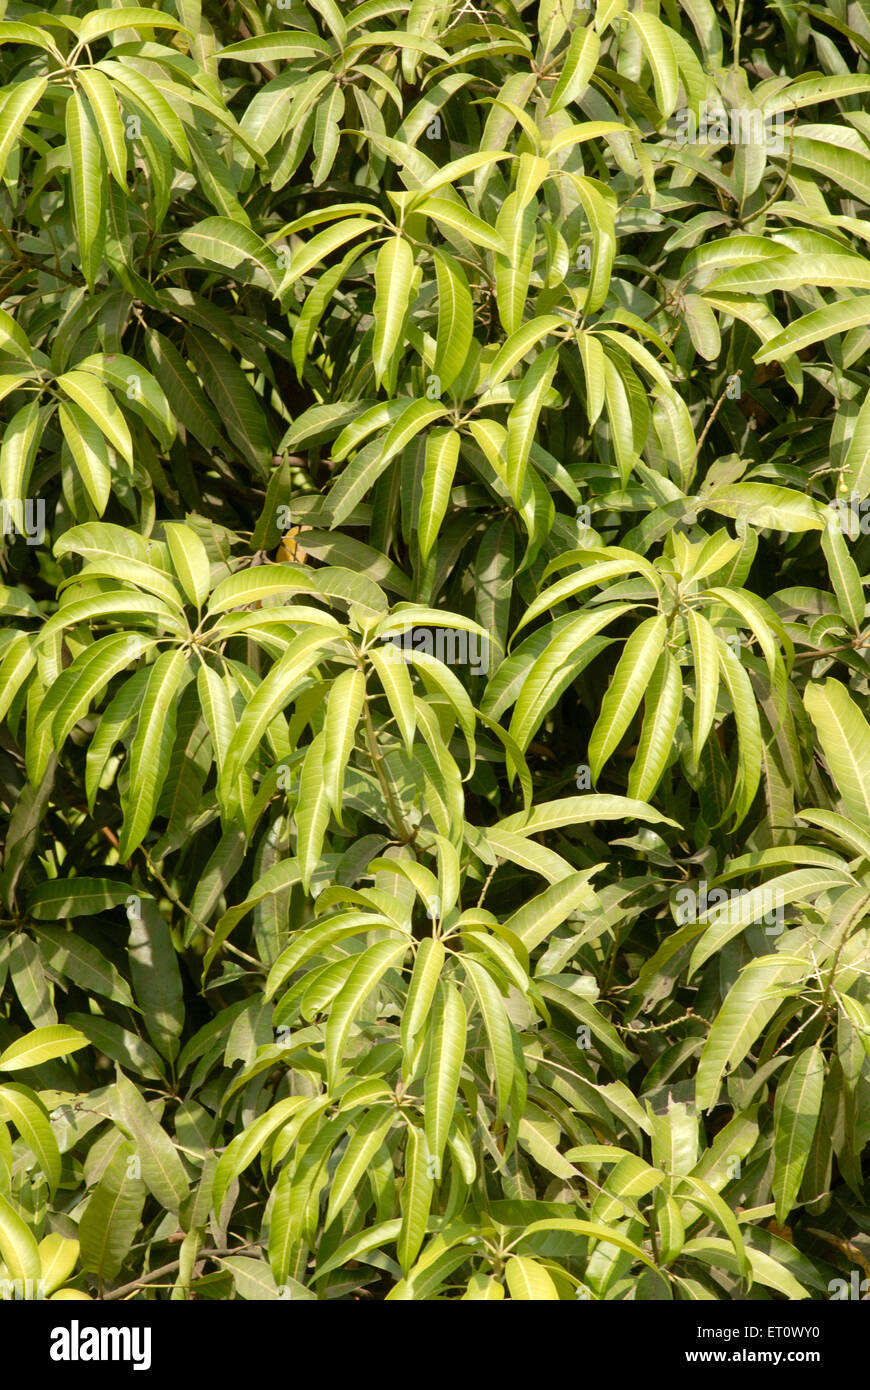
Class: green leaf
419,427,460,562
0,1025,88,1072
685,609,720,766
372,236,415,391
398,1125,434,1275
502,871,599,952
218,32,332,62
704,483,826,533
508,605,631,752
0,307,33,360
716,637,763,828
423,980,466,1166
222,628,339,796
496,795,679,836
461,956,515,1121
58,400,112,514
548,24,600,113
0,399,42,506
432,250,474,391
696,958,807,1111
0,76,48,182
627,648,681,800
212,1096,309,1217
144,330,224,452
178,218,280,293
676,1175,751,1284
163,522,211,609
625,11,678,117
505,1255,560,1300
325,1105,395,1229
32,925,136,1009
66,90,105,292
185,329,272,477
77,69,127,188
55,369,133,466
418,196,506,254
39,1233,80,1296
773,1045,825,1224
494,189,537,335
0,1191,41,1283
401,937,445,1060
822,522,864,633
296,732,332,891
127,899,185,1064
79,7,191,42
78,1143,146,1281
367,644,417,754
322,668,366,824
754,296,870,365
589,615,666,782
96,61,190,165
506,346,558,501
326,938,409,1090
111,1071,189,1213
0,1083,61,1195
804,678,870,827
118,649,186,860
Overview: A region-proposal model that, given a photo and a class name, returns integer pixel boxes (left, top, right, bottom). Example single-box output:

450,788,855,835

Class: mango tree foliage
1,0,870,1301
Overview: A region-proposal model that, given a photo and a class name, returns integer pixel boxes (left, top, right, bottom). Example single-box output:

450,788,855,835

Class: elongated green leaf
548,24,600,113
58,401,111,514
296,732,331,891
696,958,807,1111
432,250,473,391
56,370,132,466
32,925,135,1009
118,650,186,860
755,296,870,365
686,609,720,766
367,644,416,753
419,427,460,562
773,1045,825,1224
398,1125,434,1275
589,615,666,781
222,628,338,791
326,938,409,1090
127,899,185,1063
627,648,681,800
804,678,870,827
322,668,366,824
78,1144,146,1281
0,1190,41,1282
372,236,415,391
0,76,47,182
179,217,280,293
0,399,42,507
66,90,105,291
212,1097,308,1217
0,1025,88,1072
163,523,211,610
111,1072,188,1212
423,980,466,1166
505,1255,560,1300
0,1083,61,1194
326,1106,395,1229
461,957,515,1121
77,69,126,188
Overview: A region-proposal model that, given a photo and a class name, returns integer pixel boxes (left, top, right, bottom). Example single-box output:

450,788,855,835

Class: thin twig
139,846,265,971
793,638,869,662
102,1244,258,1301
688,370,742,472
